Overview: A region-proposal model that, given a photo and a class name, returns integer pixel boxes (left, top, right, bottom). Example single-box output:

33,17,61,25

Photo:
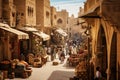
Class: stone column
4,33,11,60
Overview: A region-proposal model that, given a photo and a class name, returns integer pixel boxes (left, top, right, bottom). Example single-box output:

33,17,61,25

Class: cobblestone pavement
5,56,75,80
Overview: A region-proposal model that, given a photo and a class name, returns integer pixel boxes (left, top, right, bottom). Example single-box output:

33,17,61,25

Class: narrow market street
5,56,75,80
0,0,120,80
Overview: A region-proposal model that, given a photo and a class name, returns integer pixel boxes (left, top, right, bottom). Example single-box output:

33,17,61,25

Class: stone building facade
0,0,30,61
0,0,17,60
67,14,86,45
36,0,51,47
2,0,16,27
13,0,37,58
79,0,120,80
51,6,57,27
0,0,51,61
67,15,78,39
78,7,85,25
36,0,51,31
14,0,36,28
56,10,68,30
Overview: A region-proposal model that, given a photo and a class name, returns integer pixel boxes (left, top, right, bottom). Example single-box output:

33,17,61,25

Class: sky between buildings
50,0,86,18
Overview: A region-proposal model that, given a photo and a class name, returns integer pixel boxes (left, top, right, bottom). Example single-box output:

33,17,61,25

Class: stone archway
96,25,108,79
110,32,117,80
57,18,63,24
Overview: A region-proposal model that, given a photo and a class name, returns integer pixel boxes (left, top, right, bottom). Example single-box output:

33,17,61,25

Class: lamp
84,29,90,36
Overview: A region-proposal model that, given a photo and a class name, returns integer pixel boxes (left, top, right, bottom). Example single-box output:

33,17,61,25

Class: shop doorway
20,40,29,57
110,32,117,80
0,39,4,61
43,40,48,46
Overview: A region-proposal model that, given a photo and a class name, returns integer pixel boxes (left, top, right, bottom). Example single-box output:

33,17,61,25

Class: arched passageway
110,32,117,80
96,25,107,79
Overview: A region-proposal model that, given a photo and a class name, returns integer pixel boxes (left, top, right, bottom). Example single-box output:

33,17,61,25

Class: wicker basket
52,62,59,66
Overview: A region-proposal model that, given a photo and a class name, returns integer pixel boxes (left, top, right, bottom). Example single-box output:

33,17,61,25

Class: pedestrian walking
94,66,102,80
47,46,51,61
60,51,65,63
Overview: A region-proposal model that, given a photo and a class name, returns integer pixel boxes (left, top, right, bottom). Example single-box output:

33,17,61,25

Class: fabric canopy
0,23,29,39
18,27,38,32
78,4,100,18
33,32,50,41
56,28,67,37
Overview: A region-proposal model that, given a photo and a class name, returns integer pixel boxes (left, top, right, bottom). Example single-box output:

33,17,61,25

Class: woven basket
52,62,59,65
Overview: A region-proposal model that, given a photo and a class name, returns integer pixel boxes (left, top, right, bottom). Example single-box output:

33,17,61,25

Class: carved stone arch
95,24,108,79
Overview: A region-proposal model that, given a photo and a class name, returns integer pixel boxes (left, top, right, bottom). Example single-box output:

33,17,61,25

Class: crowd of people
41,40,86,64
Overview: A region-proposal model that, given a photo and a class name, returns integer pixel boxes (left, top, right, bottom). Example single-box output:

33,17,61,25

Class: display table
75,61,88,80
0,60,11,70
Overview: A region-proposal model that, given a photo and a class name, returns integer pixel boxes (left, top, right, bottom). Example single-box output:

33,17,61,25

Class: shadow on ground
63,61,76,69
48,70,74,80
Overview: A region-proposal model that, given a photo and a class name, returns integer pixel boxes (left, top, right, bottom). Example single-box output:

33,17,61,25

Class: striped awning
18,27,38,32
0,23,29,39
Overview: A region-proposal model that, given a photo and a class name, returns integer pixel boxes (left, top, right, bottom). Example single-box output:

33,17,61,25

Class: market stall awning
79,5,100,18
0,23,29,39
18,27,38,32
56,28,67,37
33,32,50,41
